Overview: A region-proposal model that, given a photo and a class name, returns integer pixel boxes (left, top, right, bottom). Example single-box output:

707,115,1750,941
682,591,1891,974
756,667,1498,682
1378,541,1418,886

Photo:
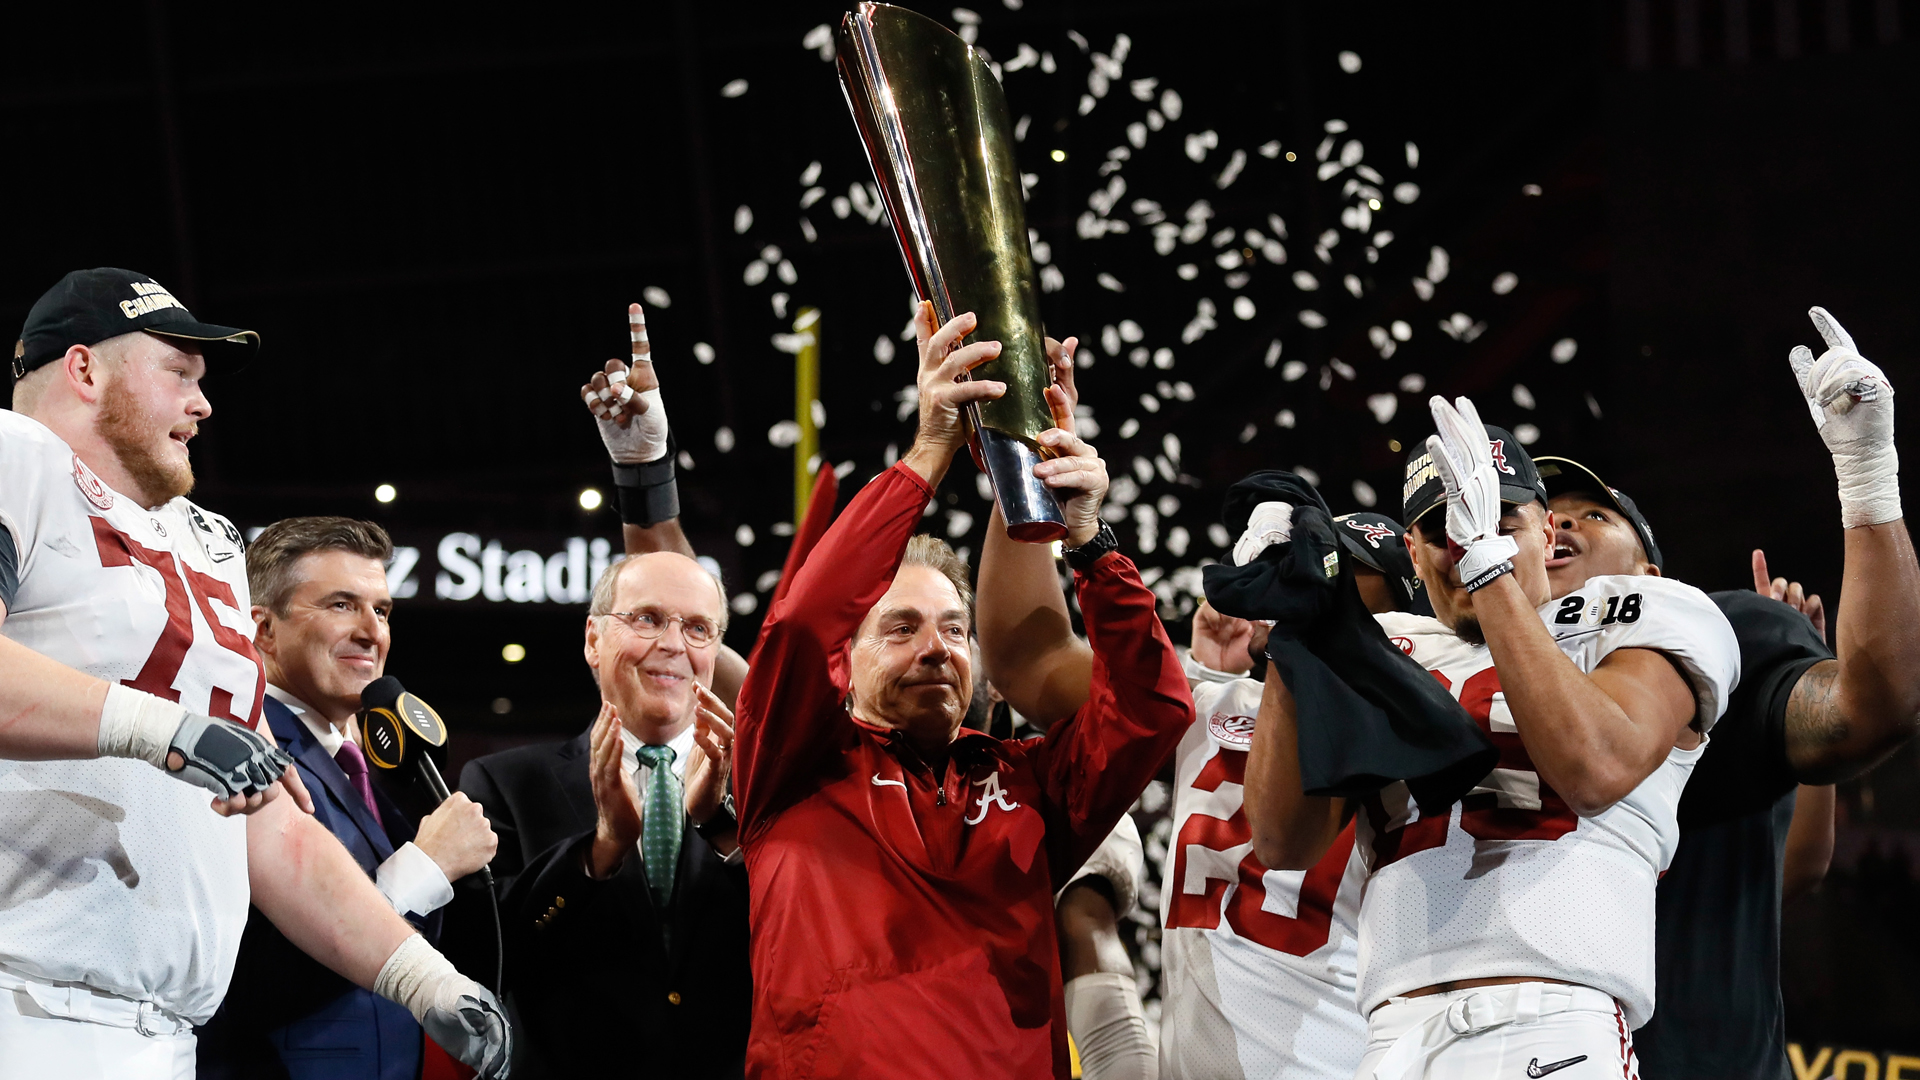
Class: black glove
167,714,295,800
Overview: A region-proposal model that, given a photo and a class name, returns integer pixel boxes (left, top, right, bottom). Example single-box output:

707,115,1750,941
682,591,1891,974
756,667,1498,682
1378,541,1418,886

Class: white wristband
98,683,185,768
374,933,470,1023
1834,445,1903,528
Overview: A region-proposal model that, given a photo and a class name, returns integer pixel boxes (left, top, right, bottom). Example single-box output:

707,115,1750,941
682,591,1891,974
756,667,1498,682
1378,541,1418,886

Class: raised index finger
1808,306,1857,354
1751,549,1771,595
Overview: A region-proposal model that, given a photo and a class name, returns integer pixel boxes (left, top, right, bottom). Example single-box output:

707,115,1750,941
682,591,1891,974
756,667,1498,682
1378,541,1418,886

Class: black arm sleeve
0,523,18,611
1683,591,1835,827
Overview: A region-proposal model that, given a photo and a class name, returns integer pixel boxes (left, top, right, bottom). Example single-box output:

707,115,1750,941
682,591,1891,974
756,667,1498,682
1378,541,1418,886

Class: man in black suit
197,517,499,1080
457,547,750,1078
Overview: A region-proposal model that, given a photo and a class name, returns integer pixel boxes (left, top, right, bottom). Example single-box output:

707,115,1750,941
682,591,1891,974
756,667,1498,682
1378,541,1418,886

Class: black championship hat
13,268,259,380
1402,424,1550,530
1533,456,1665,572
1332,511,1433,617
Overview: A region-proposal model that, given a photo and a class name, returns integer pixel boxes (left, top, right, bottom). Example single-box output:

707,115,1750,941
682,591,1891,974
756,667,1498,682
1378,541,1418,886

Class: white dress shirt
267,684,455,918
620,722,743,867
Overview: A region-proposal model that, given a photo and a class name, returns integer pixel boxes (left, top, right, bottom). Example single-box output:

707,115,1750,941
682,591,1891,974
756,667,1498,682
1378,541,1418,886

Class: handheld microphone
357,676,491,889
358,675,503,994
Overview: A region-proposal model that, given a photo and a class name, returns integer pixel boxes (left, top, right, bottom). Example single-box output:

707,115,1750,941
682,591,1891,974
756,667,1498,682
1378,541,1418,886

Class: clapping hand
685,684,735,832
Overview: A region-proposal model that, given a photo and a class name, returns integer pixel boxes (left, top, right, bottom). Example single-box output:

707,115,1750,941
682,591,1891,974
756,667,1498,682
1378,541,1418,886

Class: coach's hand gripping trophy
838,2,1068,541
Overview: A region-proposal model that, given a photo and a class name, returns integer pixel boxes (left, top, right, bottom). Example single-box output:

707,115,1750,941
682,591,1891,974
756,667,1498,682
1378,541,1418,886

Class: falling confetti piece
720,79,749,97
1233,296,1256,320
714,427,735,452
1282,361,1308,382
1405,142,1420,168
1512,384,1536,409
1391,320,1412,341
1264,340,1282,367
1394,182,1420,203
643,286,671,309
1276,409,1297,427
1367,394,1398,423
693,342,715,365
1552,338,1578,363
1352,479,1377,507
874,335,895,364
736,524,756,546
1338,50,1363,73
802,24,835,61
1514,423,1540,445
1295,466,1321,487
1098,272,1125,292
1522,183,1542,196
1299,310,1327,328
733,205,753,233
1398,373,1426,392
1492,272,1518,295
1293,271,1320,291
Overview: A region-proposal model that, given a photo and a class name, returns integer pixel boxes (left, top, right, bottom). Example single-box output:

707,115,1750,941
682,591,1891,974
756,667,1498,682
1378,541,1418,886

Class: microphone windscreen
360,675,406,714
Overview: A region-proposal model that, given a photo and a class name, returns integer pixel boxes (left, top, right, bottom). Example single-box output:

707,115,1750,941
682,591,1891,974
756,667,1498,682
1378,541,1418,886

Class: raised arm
977,336,1093,726
579,302,748,706
1772,309,1920,781
1244,663,1348,870
733,303,1005,837
1427,396,1701,817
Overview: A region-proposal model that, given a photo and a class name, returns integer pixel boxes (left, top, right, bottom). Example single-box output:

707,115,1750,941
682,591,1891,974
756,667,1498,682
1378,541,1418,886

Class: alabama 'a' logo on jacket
966,770,1022,825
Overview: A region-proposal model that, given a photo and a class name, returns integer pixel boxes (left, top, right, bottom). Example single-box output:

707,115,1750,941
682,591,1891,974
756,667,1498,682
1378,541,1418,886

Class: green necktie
635,744,682,906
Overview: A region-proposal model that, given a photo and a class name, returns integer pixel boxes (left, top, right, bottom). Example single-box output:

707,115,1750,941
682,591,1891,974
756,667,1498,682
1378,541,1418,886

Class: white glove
1426,395,1519,591
1790,307,1900,527
374,935,512,1078
582,305,671,464
1232,501,1295,566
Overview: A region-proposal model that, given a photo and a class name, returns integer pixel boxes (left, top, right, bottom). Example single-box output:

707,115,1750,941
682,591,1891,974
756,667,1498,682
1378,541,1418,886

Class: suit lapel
267,698,396,862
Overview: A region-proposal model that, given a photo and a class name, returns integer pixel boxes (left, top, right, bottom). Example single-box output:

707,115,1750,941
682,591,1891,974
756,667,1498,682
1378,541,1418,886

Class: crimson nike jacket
733,463,1192,1079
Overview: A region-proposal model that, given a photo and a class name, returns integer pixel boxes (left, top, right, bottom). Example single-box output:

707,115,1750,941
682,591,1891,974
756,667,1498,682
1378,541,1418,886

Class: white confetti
1215,249,1243,270
1258,140,1282,158
1552,338,1578,363
744,261,769,286
1398,373,1426,392
800,160,822,186
1264,340,1282,367
735,524,755,546
1156,348,1176,369
1514,423,1541,445
1344,274,1364,298
1216,149,1247,188
1209,523,1232,547
1391,320,1412,341
1176,263,1198,280
1238,423,1258,443
720,79,749,98
1102,325,1122,354
768,420,801,447
1492,272,1518,295
1368,325,1396,358
1299,310,1327,329
1233,296,1256,320
1097,272,1125,292
1130,347,1149,367
1015,114,1031,141
947,509,974,538
1184,130,1218,163
1166,527,1190,557
1338,50,1362,73
1180,298,1217,343
1586,393,1603,418
1119,319,1144,343
1339,140,1364,167
1040,265,1065,292
771,292,788,318
1367,393,1398,423
1292,270,1320,291
802,24,835,61
1276,408,1297,427
1426,247,1450,283
1138,394,1160,413
1522,183,1542,196
756,569,782,592
1160,88,1182,120
1412,277,1435,301
714,426,735,452
1512,384,1536,409
800,186,825,208
1374,230,1394,248
1282,360,1308,382
1330,358,1356,380
731,593,758,615
1405,142,1420,168
777,259,798,285
693,342,715,365
733,205,754,233
1393,182,1420,204
1295,466,1321,488
831,196,851,219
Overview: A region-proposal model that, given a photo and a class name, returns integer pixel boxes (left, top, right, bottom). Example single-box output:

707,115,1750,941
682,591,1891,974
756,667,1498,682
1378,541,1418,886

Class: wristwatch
695,792,737,842
1062,522,1120,572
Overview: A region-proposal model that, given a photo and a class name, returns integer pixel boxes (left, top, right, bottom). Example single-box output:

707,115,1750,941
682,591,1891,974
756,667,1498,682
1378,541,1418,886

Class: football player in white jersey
1158,512,1424,1080
1240,396,1739,1080
0,269,509,1079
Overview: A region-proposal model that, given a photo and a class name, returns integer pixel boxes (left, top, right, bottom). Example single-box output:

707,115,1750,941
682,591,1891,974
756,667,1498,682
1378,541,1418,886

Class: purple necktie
334,740,385,830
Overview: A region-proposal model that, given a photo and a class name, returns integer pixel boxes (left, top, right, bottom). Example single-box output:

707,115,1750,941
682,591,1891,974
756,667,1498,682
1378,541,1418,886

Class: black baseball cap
1333,510,1434,616
12,268,259,380
1533,456,1665,571
1402,424,1550,530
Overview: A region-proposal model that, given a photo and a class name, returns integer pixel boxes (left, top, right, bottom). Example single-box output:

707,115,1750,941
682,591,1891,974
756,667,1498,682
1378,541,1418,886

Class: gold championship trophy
837,2,1069,542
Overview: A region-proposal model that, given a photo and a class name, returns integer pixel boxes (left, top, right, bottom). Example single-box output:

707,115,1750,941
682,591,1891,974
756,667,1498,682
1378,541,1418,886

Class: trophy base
978,427,1068,544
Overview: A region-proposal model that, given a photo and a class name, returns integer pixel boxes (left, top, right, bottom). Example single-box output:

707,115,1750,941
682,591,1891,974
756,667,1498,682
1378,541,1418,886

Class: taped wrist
97,683,185,767
1462,559,1514,592
612,432,680,527
374,933,470,1024
1833,444,1903,528
1063,972,1155,1080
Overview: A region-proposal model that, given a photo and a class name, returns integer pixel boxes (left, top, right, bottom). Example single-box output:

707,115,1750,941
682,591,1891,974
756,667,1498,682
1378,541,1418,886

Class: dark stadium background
6,0,1918,1059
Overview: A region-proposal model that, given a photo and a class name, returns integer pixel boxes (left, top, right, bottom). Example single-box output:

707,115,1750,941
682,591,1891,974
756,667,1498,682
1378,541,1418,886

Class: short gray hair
588,554,729,630
900,534,973,621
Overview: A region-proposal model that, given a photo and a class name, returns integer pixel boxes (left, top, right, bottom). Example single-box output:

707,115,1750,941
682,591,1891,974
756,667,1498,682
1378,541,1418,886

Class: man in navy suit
196,517,498,1080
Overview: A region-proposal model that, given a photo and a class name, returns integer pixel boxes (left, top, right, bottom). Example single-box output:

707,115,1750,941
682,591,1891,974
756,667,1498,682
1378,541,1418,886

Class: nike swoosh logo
1527,1055,1588,1078
870,774,906,789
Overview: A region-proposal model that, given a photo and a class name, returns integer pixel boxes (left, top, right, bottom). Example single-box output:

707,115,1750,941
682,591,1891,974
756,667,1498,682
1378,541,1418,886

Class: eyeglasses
602,610,720,648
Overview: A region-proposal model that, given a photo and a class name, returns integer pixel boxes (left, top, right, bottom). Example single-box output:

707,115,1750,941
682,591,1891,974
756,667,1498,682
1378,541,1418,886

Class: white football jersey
0,410,261,1024
1356,574,1739,1030
1159,658,1368,1080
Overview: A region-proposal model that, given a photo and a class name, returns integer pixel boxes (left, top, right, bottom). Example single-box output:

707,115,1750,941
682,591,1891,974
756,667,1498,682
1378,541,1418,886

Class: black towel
1202,471,1496,814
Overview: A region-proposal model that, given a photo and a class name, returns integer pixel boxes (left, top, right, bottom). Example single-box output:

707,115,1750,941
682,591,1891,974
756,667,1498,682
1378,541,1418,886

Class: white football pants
1357,983,1637,1080
0,968,194,1080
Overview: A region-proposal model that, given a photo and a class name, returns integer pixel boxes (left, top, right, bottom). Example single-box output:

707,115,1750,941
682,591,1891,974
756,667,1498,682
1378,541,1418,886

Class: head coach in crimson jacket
451,545,750,1079
196,517,499,1080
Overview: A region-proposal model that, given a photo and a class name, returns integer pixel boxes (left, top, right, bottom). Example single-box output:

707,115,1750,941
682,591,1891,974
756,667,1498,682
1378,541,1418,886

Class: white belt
1372,983,1616,1080
0,965,193,1037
